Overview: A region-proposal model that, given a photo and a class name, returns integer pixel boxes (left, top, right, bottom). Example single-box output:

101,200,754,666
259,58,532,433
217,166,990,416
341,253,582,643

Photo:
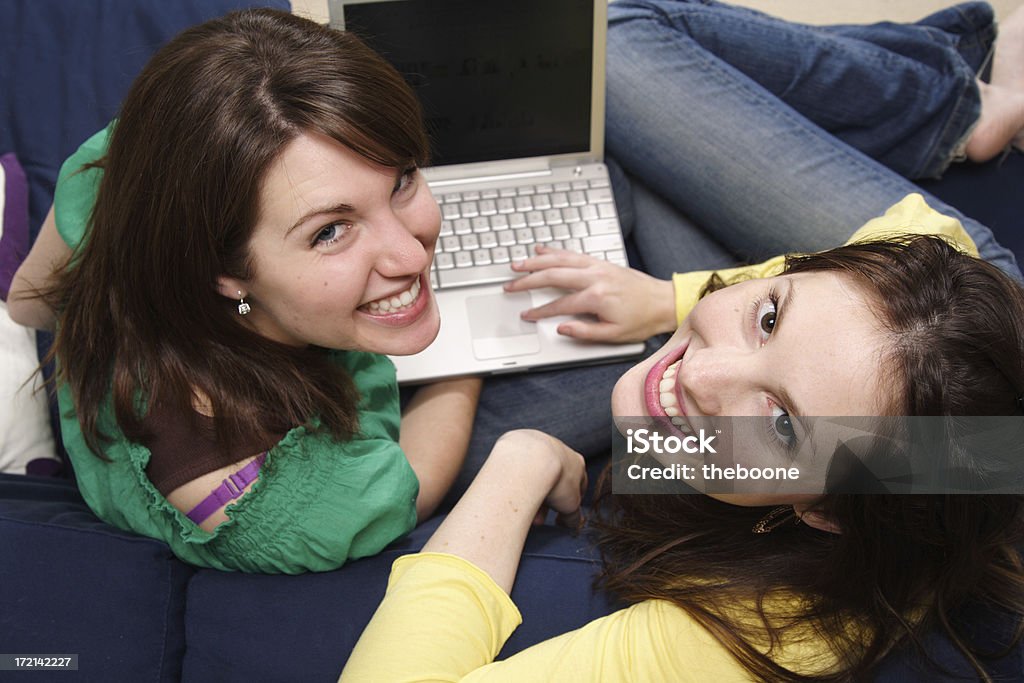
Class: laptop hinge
426,168,553,188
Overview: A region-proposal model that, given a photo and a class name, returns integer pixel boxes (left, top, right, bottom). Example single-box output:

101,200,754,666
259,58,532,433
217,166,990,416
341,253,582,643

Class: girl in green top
8,9,482,573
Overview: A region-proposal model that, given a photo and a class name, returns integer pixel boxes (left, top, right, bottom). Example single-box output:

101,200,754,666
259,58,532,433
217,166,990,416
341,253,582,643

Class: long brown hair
47,9,429,456
594,236,1024,681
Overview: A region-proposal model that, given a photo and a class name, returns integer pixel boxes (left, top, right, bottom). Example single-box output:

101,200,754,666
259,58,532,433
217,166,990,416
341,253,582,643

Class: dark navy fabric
874,600,1024,681
184,519,619,680
0,474,194,683
921,152,1024,264
0,472,1021,681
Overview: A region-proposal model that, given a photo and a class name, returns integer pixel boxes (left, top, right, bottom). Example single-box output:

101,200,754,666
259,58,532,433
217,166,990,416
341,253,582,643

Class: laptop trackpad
466,292,541,360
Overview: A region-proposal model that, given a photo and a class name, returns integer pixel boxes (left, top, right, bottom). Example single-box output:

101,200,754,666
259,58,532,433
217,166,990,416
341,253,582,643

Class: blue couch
1,1,1022,680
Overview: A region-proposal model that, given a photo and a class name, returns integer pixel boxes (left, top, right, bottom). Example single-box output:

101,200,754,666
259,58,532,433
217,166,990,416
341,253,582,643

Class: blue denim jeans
605,0,1021,280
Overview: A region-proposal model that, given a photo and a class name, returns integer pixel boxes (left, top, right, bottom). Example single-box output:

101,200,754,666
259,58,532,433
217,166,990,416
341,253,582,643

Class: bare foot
966,7,1024,160
965,82,1024,161
992,6,1024,92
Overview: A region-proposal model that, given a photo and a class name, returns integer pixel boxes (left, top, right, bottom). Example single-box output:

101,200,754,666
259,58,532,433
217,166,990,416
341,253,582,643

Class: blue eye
313,222,349,248
769,403,797,450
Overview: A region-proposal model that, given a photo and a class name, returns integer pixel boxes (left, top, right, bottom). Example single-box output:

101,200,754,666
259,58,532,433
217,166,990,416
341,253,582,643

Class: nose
373,209,438,278
676,345,757,416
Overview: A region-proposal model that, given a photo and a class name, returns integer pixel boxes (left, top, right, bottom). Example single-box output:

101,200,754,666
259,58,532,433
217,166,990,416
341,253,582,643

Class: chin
611,364,644,420
377,312,441,356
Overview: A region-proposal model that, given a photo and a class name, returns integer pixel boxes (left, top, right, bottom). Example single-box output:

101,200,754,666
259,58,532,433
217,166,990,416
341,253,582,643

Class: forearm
342,431,581,682
401,376,483,520
421,437,560,592
8,207,67,331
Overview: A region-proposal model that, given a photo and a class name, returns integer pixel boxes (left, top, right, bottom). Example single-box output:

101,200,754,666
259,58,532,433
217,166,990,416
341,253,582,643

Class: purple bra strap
186,452,268,525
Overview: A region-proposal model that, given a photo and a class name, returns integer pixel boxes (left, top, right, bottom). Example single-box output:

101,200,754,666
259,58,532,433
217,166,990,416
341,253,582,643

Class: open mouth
360,277,423,315
644,344,695,436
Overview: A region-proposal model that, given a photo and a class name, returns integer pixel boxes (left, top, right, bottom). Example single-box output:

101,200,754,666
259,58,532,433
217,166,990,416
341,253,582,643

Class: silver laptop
330,0,645,382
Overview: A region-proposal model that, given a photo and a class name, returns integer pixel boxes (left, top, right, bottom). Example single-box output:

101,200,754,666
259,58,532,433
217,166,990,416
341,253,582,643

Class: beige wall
729,0,1021,24
293,0,1022,25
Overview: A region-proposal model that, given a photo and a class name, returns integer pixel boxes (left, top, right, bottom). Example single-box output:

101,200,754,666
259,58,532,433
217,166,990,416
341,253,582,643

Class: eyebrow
283,168,410,238
286,202,355,238
773,280,805,419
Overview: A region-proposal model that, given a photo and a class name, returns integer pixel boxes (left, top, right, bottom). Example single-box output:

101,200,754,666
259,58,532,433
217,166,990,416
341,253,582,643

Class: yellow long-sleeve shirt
672,193,978,324
342,553,840,682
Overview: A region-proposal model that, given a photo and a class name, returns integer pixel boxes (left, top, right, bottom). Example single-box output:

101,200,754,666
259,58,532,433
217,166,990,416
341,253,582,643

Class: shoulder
54,123,114,250
330,350,401,436
845,193,979,256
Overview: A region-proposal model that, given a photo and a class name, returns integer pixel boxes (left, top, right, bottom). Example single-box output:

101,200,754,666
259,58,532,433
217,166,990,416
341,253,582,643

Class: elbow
5,290,56,332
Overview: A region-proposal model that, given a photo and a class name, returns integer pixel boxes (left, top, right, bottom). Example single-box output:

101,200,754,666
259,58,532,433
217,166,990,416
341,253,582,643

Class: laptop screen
338,0,594,167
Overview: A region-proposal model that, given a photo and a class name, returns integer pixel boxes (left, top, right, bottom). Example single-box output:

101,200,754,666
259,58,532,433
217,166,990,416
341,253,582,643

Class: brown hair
595,236,1024,681
47,9,429,455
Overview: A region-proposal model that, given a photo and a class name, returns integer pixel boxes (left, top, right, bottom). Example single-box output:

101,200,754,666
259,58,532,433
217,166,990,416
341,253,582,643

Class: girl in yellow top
342,1,1024,677
343,195,1024,682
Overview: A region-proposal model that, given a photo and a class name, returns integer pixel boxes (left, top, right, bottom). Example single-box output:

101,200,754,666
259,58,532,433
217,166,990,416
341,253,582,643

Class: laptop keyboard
431,177,625,290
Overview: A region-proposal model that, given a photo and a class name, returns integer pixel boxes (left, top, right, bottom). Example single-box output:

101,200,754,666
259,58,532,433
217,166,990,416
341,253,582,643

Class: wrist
648,277,678,336
488,432,563,497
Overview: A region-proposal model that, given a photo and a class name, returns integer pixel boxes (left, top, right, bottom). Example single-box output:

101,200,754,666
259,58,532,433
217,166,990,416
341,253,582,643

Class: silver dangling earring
237,291,251,316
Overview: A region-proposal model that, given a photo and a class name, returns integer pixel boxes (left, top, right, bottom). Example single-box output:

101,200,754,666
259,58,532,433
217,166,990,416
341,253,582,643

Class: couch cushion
0,474,192,682
183,518,620,681
874,598,1024,681
919,151,1024,266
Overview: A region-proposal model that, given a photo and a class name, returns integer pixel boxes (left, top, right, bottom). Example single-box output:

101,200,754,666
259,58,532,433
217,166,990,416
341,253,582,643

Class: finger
555,320,626,343
533,506,549,526
554,508,584,534
520,292,595,321
504,267,599,293
511,248,600,273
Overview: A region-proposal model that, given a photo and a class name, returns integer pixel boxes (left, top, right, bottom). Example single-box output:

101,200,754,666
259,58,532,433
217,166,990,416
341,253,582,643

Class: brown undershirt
141,400,284,496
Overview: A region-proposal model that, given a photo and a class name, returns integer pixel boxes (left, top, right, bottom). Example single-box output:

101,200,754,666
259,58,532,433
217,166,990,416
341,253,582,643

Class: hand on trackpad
465,292,541,360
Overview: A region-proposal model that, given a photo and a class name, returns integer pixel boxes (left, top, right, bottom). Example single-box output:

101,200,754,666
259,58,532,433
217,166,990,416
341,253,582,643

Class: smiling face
219,131,441,355
612,271,893,504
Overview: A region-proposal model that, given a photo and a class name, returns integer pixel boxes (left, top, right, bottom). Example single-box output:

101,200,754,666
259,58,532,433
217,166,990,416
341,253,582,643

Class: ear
793,503,842,535
216,275,247,301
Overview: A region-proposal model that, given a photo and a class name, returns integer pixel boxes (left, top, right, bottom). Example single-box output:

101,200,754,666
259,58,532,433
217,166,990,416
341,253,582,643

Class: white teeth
671,417,690,433
658,359,689,432
365,279,421,314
